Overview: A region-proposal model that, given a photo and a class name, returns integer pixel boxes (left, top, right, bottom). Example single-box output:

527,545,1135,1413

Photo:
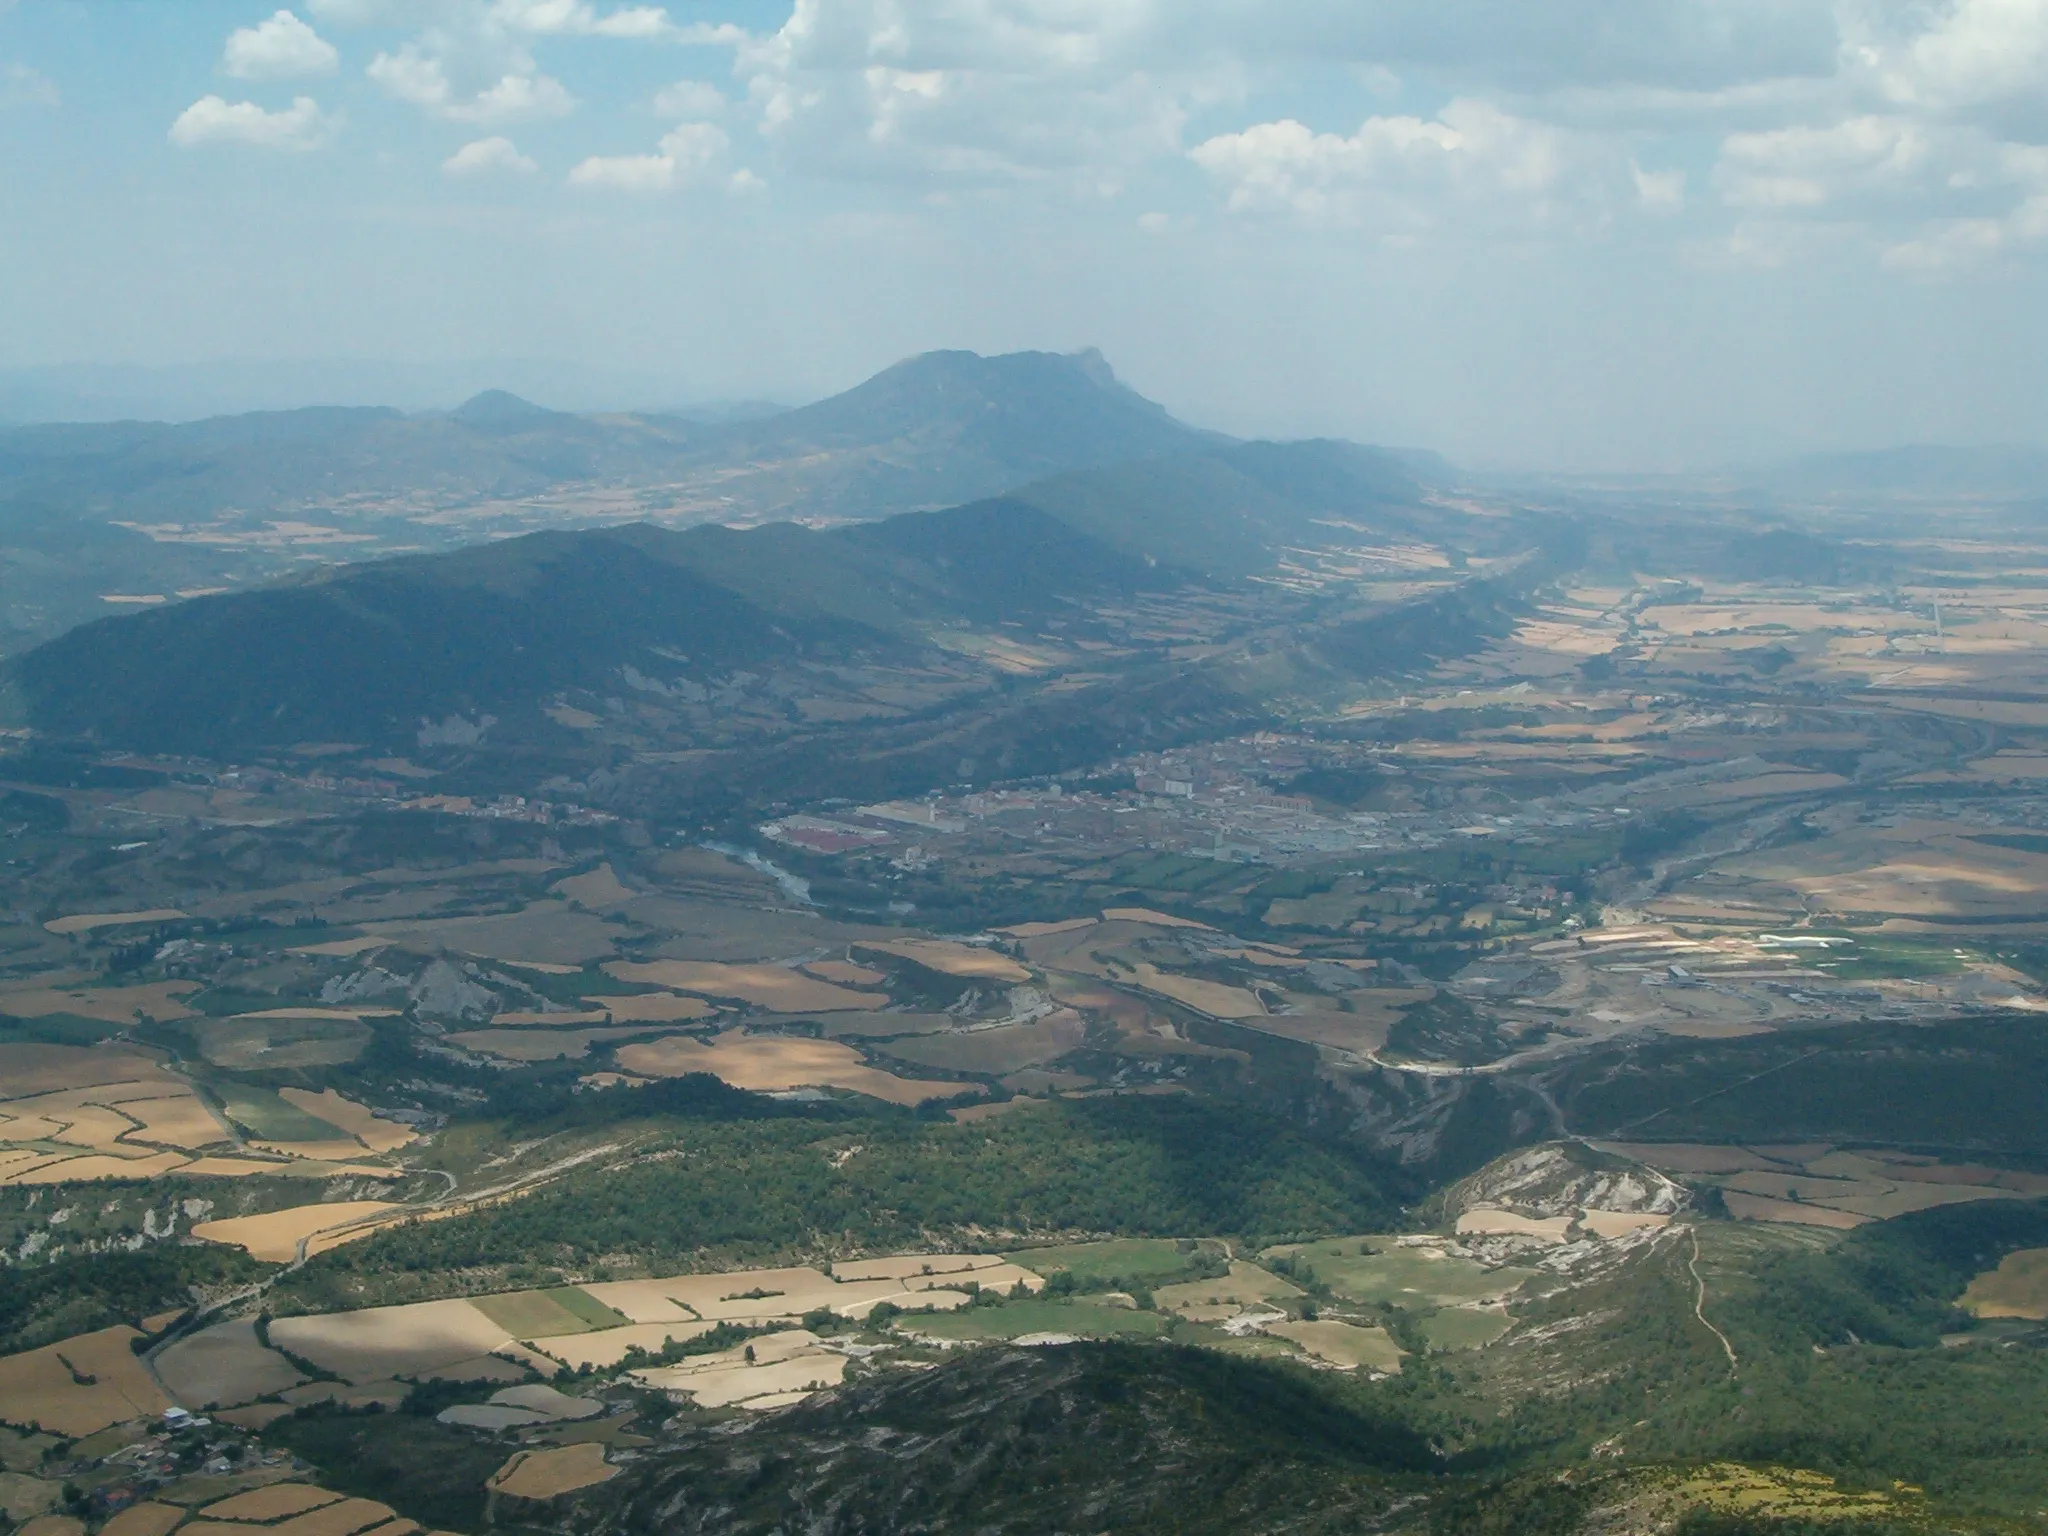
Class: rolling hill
570,1342,1434,1535
1,440,1452,757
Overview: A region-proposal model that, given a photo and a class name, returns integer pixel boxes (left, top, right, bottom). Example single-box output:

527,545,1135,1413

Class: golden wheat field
612,1030,971,1104
488,1444,617,1499
192,1201,403,1263
0,1327,169,1435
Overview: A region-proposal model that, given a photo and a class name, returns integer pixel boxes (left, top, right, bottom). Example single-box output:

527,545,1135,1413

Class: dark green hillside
838,496,1184,614
9,524,899,753
1219,437,1429,522
1551,1014,2048,1156
272,1096,1400,1310
0,497,269,655
570,1343,1433,1536
4,436,1496,756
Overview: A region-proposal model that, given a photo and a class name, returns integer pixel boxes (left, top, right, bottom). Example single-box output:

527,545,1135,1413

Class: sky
1,0,2046,468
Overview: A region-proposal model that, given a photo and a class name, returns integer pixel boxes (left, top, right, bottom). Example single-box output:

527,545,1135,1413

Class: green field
0,1013,121,1045
214,1085,346,1142
469,1285,629,1338
1807,936,1970,981
1264,893,1366,930
1262,1236,1532,1310
1417,1307,1512,1351
1004,1238,1228,1287
194,1015,371,1069
906,1299,1174,1342
1095,852,1244,894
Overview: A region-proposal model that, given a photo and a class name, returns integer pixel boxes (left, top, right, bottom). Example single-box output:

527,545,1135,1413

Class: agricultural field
902,1300,1174,1345
0,1046,405,1187
1961,1248,2048,1319
1598,1141,2048,1229
611,1031,973,1105
487,1443,616,1499
1261,1236,1536,1311
17,508,2048,1531
0,1326,169,1435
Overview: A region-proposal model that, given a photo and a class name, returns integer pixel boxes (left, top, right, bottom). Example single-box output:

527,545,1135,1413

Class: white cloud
1708,109,2048,272
490,0,672,38
1212,0,1842,95
368,45,573,123
653,78,726,117
366,46,452,110
1190,99,1572,226
271,0,2048,274
1714,116,1929,210
169,94,336,151
734,1,1192,189
449,71,574,123
567,151,679,191
1632,159,1686,212
223,11,340,80
1857,0,2048,115
569,121,741,191
1,62,59,108
721,0,1838,196
444,134,538,175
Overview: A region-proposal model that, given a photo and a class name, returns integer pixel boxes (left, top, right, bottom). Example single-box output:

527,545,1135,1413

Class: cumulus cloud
333,0,666,128
1714,116,1930,211
1,62,60,108
490,0,672,37
1215,0,1843,95
1705,108,2048,272
1881,203,2046,273
368,45,573,123
733,0,1190,189
1856,0,2048,116
569,121,749,191
295,0,2048,274
1631,159,1686,212
365,46,452,109
168,94,336,150
309,0,668,32
449,70,574,122
444,134,538,175
223,11,339,80
1191,99,1573,226
653,78,725,117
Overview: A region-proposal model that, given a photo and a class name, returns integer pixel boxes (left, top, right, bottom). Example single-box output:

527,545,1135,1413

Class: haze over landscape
8,0,2048,464
10,5,2048,1536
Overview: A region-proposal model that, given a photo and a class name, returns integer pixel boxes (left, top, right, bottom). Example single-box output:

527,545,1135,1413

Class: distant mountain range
0,358,772,426
0,349,1222,528
3,439,1447,757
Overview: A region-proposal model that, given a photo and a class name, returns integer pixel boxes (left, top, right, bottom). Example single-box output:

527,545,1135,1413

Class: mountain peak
757,347,1203,484
451,389,555,426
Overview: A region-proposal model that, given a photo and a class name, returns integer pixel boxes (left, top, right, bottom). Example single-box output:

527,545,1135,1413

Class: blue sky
3,0,2047,468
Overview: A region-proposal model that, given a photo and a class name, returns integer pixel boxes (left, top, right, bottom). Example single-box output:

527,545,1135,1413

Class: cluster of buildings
758,734,1632,872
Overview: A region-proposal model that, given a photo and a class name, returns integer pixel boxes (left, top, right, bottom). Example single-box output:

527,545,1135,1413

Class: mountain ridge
0,348,1222,528
1,440,1447,757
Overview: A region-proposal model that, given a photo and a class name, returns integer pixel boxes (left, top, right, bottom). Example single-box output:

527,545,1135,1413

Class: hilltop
0,348,1215,529
3,439,1462,759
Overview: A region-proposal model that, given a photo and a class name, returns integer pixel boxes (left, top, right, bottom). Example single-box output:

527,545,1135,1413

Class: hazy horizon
6,1,2048,470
